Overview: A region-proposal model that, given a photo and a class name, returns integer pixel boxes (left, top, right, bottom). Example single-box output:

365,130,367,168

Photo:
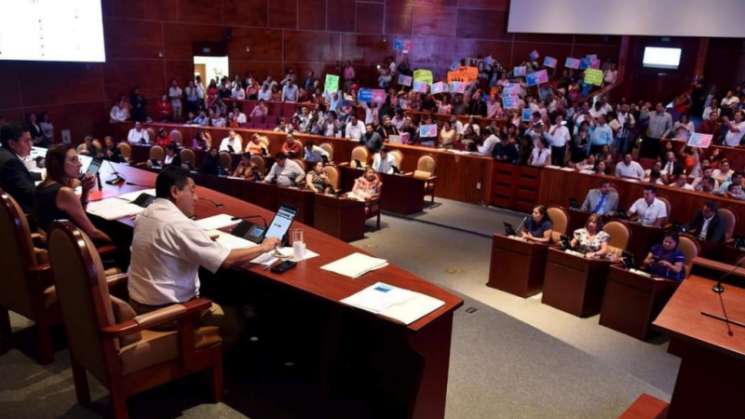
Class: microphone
199,197,224,208
104,159,126,185
712,255,745,294
516,216,528,233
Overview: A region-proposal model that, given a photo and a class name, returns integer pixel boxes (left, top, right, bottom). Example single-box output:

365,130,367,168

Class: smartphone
83,158,103,179
270,260,297,273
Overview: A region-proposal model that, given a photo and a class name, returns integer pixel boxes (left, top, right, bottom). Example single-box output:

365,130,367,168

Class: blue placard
522,108,533,122
357,88,373,103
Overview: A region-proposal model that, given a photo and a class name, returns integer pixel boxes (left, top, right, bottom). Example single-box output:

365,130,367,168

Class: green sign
413,69,433,85
584,68,603,86
324,74,339,93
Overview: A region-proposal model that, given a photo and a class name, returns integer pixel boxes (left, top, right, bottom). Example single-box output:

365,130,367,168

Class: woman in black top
521,205,553,243
35,145,111,242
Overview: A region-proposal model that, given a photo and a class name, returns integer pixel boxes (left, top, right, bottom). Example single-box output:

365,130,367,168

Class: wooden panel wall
0,0,621,142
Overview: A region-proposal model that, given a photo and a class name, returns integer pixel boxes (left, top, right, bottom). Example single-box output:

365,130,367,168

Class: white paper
341,282,445,325
321,252,389,279
195,214,241,230
208,230,257,250
250,246,319,266
117,189,156,202
86,198,144,220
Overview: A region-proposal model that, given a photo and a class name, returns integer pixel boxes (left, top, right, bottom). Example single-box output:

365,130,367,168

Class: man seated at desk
642,232,686,281
627,185,668,227
128,167,280,345
303,140,330,164
614,153,645,180
580,180,619,215
219,129,243,153
127,121,150,145
371,146,397,174
520,205,553,244
570,213,609,259
687,201,726,244
264,152,305,187
0,124,38,213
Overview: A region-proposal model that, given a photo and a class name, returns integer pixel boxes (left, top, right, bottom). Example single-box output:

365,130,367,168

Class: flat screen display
0,0,106,62
642,47,682,70
265,205,297,240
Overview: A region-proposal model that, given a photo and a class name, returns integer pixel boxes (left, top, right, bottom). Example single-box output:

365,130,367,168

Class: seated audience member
371,147,397,174
697,176,718,193
361,123,384,153
520,205,553,243
670,175,694,190
493,135,520,164
692,167,719,190
305,161,332,194
191,130,212,150
345,115,366,141
76,135,102,158
717,171,742,195
127,121,150,144
687,201,726,244
580,180,618,215
593,160,610,176
570,214,609,258
303,141,330,164
127,167,280,343
439,120,458,149
281,134,303,158
264,152,305,187
346,167,382,201
245,134,267,155
726,182,745,200
249,99,268,121
192,110,209,125
154,128,172,147
642,232,686,281
660,151,684,180
477,127,501,156
163,143,181,167
0,124,37,213
712,159,734,184
528,139,551,167
109,96,130,122
101,136,124,162
34,145,111,242
199,148,223,176
627,186,668,227
614,153,645,179
219,129,243,153
232,153,262,181
576,154,597,173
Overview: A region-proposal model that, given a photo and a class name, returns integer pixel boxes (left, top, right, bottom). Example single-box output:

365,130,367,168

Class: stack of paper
341,282,445,325
195,214,241,230
250,247,319,266
321,252,389,278
208,230,257,250
87,198,144,220
117,189,156,202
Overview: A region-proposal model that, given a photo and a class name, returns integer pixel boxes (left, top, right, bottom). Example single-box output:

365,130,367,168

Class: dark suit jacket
0,147,36,213
688,211,726,242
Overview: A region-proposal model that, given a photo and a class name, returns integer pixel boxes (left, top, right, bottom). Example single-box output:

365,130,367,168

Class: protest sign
324,74,339,93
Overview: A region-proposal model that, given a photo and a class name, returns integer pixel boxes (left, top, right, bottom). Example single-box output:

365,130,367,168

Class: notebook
86,198,144,220
321,252,389,278
341,282,445,325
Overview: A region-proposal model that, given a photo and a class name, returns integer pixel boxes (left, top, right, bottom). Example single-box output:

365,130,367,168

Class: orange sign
447,66,478,83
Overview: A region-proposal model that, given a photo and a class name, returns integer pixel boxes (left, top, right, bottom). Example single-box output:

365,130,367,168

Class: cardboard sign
431,81,448,94
393,38,412,54
529,50,540,61
413,69,433,85
324,74,339,93
688,132,713,149
502,94,520,110
449,81,466,94
543,56,557,68
419,124,438,138
565,57,580,69
447,66,479,83
502,83,521,96
358,88,386,104
579,58,590,70
584,68,604,86
412,80,429,93
371,89,386,104
398,74,413,87
522,108,533,121
526,69,549,87
513,66,526,77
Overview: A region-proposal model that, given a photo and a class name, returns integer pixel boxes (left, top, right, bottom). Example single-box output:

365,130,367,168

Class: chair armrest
105,272,128,289
31,231,47,247
100,298,212,337
97,244,117,257
402,172,414,176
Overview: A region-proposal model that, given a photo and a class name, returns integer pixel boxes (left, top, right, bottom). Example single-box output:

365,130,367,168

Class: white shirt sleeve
165,224,230,274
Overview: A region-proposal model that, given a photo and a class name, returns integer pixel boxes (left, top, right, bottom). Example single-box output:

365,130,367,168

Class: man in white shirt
127,122,150,144
219,130,243,153
543,114,570,165
281,82,299,102
477,128,501,156
264,152,305,187
724,111,745,147
614,153,645,179
371,147,397,174
345,115,365,140
168,80,183,120
303,141,330,164
627,186,668,227
128,167,279,341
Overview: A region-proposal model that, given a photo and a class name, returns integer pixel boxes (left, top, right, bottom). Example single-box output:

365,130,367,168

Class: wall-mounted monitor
642,47,682,70
0,0,106,63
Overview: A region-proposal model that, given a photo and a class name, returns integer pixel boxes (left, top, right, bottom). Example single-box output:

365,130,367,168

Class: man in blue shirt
589,115,613,155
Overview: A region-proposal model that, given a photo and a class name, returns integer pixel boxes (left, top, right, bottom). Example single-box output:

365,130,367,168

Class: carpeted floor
0,198,679,419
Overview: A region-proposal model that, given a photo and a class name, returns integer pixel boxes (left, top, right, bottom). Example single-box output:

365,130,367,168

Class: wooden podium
542,248,611,316
312,194,366,242
599,266,679,340
487,234,548,297
650,276,745,419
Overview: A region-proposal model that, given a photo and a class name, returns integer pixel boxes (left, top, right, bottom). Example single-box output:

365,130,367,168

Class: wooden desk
277,186,315,224
339,165,426,215
599,266,679,340
652,276,745,419
691,256,745,284
312,193,367,242
487,234,548,297
542,248,611,317
91,162,463,419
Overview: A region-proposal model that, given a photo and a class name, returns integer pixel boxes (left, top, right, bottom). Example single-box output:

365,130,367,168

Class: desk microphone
199,197,224,208
516,216,528,233
712,255,745,294
104,159,126,185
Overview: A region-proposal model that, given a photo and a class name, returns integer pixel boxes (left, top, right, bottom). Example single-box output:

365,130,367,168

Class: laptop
503,222,517,237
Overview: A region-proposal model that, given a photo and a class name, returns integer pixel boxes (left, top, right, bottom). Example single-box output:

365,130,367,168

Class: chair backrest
180,148,196,167
603,221,631,256
219,151,233,172
48,221,117,382
677,234,700,278
324,165,340,190
414,155,436,179
117,142,132,161
250,155,266,175
320,142,334,159
657,197,671,219
350,146,369,168
718,208,736,241
0,190,38,316
546,206,568,242
257,136,270,149
149,145,165,162
389,150,403,168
